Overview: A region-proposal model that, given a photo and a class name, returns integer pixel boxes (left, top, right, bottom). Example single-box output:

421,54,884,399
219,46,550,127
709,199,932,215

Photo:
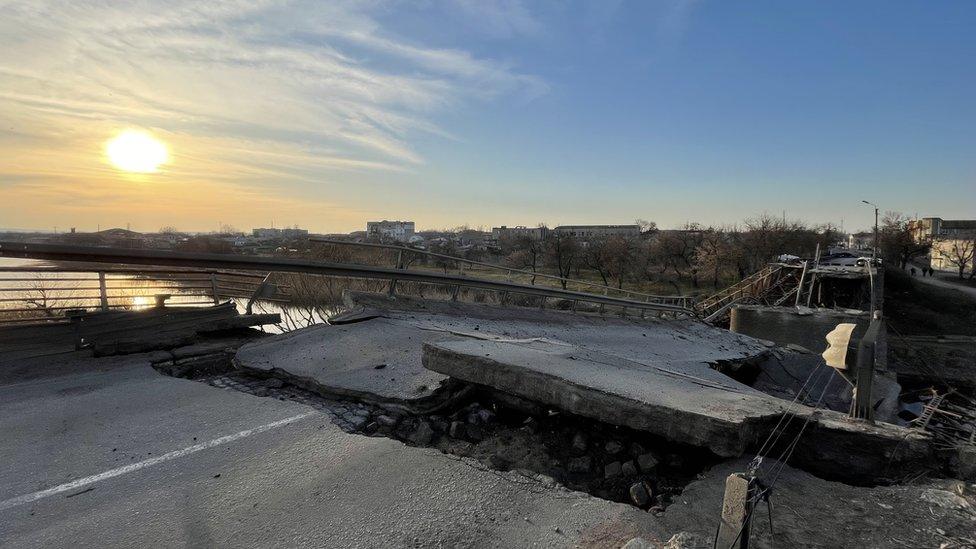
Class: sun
106,130,168,173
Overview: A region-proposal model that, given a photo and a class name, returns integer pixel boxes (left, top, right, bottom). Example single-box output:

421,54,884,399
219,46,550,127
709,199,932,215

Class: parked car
819,252,877,267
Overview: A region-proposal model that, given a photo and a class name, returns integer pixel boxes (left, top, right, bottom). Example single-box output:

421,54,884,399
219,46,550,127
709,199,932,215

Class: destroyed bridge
0,241,972,548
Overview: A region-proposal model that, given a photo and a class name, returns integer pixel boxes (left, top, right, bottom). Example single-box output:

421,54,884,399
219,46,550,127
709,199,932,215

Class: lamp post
861,200,879,260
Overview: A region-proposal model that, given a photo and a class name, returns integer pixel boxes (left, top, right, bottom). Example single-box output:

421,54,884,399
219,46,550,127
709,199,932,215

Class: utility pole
861,200,879,260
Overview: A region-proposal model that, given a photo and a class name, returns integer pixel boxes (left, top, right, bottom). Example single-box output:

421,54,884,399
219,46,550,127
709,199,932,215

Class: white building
366,220,415,242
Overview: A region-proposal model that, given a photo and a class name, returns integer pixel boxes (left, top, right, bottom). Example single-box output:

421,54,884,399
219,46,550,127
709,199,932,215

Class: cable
768,370,839,487
753,361,831,469
720,368,839,549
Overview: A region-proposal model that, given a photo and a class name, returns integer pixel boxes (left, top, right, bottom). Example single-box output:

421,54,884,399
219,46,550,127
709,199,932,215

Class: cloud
0,0,544,230
450,0,543,39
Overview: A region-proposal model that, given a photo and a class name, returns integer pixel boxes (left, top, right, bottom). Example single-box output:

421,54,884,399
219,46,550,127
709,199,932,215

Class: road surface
0,351,657,548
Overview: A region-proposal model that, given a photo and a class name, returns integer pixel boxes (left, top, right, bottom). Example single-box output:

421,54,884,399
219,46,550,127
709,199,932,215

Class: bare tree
943,239,976,279
584,236,634,288
693,228,739,289
501,235,543,284
544,233,580,289
428,240,460,274
653,224,704,288
879,212,928,269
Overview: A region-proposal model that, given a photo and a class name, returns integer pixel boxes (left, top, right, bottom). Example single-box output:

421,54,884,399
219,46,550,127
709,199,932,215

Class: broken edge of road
421,339,933,483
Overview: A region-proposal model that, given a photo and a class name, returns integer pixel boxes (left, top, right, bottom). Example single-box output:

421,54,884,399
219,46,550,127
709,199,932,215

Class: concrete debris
637,453,659,471
568,456,592,474
664,532,711,549
423,338,787,457
572,432,588,455
621,537,654,549
604,461,622,479
423,338,933,482
465,424,486,442
629,481,652,507
409,421,435,445
621,460,638,477
605,440,624,455
265,377,284,389
920,489,972,511
469,407,495,425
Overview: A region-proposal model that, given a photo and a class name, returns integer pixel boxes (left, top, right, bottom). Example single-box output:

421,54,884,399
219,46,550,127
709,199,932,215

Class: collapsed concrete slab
234,319,455,409
423,339,933,482
343,291,772,368
423,339,788,457
239,292,932,482
238,291,775,408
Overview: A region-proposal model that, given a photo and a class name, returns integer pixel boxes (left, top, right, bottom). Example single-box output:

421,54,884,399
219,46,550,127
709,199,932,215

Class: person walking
911,267,917,277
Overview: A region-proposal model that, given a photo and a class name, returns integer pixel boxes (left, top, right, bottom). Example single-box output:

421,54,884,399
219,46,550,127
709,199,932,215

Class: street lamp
861,200,879,260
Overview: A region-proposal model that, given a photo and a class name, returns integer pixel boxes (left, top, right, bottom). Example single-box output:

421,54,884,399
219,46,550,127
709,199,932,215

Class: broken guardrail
0,242,694,318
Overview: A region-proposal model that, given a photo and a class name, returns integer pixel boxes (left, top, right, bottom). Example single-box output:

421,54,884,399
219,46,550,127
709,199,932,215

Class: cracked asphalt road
0,351,659,548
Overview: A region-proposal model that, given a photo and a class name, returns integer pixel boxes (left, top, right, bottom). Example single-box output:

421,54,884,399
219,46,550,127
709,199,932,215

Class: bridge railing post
209,273,220,305
97,272,108,311
389,250,403,296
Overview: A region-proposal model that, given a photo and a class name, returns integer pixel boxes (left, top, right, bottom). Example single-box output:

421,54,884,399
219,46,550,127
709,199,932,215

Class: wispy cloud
0,0,544,230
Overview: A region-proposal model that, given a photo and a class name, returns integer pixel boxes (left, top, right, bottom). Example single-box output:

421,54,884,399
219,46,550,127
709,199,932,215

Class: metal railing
0,265,283,324
0,242,694,319
694,264,786,320
309,238,695,309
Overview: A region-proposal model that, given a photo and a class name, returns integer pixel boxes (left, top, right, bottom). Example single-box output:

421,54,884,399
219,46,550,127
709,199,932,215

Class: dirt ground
660,457,976,549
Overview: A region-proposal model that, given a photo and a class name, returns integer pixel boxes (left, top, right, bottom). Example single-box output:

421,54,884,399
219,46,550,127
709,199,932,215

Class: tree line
485,214,846,294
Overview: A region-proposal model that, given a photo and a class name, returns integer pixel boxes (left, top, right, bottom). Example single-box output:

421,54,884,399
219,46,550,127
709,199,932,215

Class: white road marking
0,411,317,512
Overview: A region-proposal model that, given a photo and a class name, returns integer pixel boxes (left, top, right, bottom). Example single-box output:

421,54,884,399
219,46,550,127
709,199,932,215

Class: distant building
552,224,640,240
453,229,485,246
491,226,548,242
846,232,874,251
909,217,976,273
909,217,976,242
366,220,415,242
55,227,165,249
251,227,308,240
252,228,279,239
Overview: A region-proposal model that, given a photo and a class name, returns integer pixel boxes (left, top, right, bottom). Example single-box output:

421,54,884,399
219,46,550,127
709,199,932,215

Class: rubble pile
190,368,718,509
360,398,720,510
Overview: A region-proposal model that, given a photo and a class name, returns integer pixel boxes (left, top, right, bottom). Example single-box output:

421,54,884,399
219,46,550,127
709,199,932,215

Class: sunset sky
1,1,973,233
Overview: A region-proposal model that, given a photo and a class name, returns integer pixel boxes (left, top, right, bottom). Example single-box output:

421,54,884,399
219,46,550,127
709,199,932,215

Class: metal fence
0,242,694,321
0,266,279,324
309,238,695,310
